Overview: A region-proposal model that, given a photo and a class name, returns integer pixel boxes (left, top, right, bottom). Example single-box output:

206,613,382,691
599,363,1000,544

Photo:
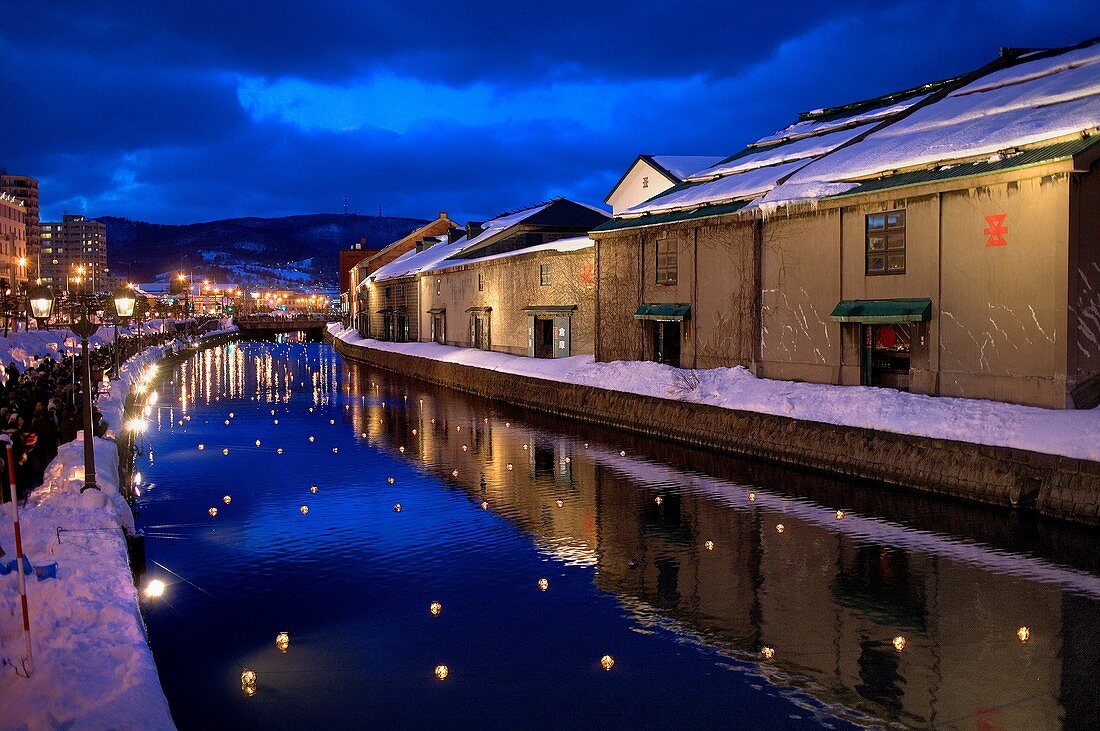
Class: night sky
2,1,1097,225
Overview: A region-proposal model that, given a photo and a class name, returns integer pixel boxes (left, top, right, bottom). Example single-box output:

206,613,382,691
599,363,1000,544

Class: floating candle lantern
434,665,449,681
538,577,549,591
429,601,442,616
1017,626,1031,643
223,495,232,504
600,655,615,671
760,645,775,660
275,632,289,652
209,507,218,517
300,505,309,515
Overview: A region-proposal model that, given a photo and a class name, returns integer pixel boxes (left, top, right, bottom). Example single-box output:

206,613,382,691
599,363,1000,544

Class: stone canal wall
328,333,1100,526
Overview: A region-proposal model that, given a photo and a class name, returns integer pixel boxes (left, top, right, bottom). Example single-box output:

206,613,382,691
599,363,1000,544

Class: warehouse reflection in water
342,358,1100,731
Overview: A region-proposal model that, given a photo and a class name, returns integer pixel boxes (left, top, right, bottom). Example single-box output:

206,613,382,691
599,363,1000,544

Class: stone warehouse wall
329,334,1100,526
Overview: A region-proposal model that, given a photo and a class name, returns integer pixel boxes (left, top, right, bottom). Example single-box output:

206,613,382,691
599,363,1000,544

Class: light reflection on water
139,339,1100,730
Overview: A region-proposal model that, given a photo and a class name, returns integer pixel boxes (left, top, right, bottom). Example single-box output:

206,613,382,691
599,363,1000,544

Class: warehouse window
867,210,905,275
656,239,677,285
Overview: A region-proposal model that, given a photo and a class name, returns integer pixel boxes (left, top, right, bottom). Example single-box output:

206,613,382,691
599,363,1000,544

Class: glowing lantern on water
1017,626,1031,643
600,655,615,671
222,448,230,456
241,669,257,688
556,499,564,508
399,446,405,453
300,505,309,515
274,419,279,425
412,429,417,435
223,495,232,504
275,632,290,652
329,419,335,425
760,645,776,660
583,442,589,449
387,477,396,485
224,419,230,426
198,444,205,450
776,524,785,534
538,577,549,591
429,601,442,616
255,439,262,447
332,447,339,454
704,540,715,551
394,503,402,513
481,501,489,510
434,665,449,681
619,450,626,457
462,445,468,452
507,463,513,471
309,436,315,442
892,636,907,652
277,448,284,455
361,433,367,438
836,510,845,520
522,443,528,451
748,492,756,502
144,579,166,599
310,485,318,494
655,496,663,506
209,507,218,517
505,422,511,428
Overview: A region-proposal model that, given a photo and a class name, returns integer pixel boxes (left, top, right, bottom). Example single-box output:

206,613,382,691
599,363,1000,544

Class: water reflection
342,357,1100,730
140,340,1100,730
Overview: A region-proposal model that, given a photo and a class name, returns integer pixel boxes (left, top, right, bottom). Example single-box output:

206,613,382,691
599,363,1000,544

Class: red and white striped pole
2,435,33,675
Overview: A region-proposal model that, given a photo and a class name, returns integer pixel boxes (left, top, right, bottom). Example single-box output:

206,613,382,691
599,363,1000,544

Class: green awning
830,298,932,323
634,303,691,321
523,305,577,314
427,307,446,314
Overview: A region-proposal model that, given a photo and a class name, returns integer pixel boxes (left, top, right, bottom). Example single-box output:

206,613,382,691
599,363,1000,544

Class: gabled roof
369,199,607,282
359,212,456,275
603,155,725,203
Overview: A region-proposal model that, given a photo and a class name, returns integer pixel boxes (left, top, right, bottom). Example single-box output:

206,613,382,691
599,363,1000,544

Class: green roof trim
593,200,750,234
830,135,1100,198
830,298,932,324
634,303,691,321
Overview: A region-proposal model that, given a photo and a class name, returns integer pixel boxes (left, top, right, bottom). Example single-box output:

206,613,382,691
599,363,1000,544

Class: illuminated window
866,210,905,275
539,264,550,286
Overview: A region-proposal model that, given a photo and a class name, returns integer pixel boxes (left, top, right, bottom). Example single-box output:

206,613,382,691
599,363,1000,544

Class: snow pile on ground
329,323,1100,461
0,438,175,730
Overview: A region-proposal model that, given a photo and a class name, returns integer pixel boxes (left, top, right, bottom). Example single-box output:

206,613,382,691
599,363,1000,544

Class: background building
40,214,109,292
0,191,29,288
0,174,40,282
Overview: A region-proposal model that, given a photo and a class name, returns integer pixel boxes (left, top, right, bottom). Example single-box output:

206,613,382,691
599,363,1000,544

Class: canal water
136,338,1100,729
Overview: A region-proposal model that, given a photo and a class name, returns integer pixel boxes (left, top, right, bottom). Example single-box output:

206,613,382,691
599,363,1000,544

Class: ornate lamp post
25,284,55,330
110,285,136,377
70,300,101,493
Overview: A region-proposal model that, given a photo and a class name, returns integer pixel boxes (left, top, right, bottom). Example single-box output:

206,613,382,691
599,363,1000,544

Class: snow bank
0,322,239,730
329,323,1100,462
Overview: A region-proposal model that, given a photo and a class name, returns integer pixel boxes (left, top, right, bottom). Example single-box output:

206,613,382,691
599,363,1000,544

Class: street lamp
26,284,55,330
70,300,101,493
111,285,137,377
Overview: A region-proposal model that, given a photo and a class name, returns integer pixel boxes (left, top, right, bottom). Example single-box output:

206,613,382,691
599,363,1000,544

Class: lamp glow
387,476,395,484
275,632,290,652
198,444,204,450
704,540,715,551
310,485,318,494
1017,626,1031,643
507,463,513,471
394,503,402,513
892,636,907,652
556,499,564,508
209,507,218,517
434,665,449,681
760,645,775,660
222,448,229,456
748,492,756,502
836,510,845,520
144,579,166,599
655,496,663,506
300,505,309,515
399,446,405,453
223,495,232,504
600,655,615,671
776,524,785,533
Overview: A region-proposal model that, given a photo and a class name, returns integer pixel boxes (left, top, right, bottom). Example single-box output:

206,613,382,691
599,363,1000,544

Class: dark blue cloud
0,1,1097,225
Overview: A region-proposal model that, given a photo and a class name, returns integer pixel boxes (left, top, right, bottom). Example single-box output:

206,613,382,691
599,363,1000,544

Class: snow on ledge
328,323,1100,462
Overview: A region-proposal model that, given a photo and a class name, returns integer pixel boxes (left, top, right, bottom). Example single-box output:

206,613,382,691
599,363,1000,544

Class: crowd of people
0,328,185,502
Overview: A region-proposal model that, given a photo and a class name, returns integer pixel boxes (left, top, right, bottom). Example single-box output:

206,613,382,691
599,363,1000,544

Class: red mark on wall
984,214,1008,247
580,263,594,285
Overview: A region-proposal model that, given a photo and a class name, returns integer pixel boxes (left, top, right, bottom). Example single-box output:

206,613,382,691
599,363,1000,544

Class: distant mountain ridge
97,213,429,291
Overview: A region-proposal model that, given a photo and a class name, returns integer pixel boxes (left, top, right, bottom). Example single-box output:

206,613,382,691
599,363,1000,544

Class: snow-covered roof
427,235,592,273
371,202,555,282
763,42,1100,206
624,159,808,215
649,155,727,181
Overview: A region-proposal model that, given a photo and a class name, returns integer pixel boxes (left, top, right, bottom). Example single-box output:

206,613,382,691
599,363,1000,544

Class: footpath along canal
136,337,1100,729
